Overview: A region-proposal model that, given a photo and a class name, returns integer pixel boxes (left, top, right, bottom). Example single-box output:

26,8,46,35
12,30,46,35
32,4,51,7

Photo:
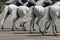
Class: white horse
1,4,18,31
18,6,29,31
42,1,60,35
20,0,51,32
19,0,46,31
29,0,60,35
1,4,29,31
29,0,48,32
20,0,45,31
54,1,60,6
1,4,18,30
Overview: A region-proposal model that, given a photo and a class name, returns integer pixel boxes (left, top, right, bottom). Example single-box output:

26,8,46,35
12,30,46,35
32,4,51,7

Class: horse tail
48,6,50,15
30,6,36,17
48,6,52,19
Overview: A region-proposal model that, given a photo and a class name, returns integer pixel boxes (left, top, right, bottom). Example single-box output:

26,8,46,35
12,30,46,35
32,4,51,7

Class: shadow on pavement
13,31,60,36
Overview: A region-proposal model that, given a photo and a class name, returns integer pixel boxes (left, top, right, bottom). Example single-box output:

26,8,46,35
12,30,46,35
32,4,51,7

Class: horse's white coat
18,6,29,22
1,0,60,33
0,4,18,29
8,4,18,20
29,0,60,35
0,4,29,30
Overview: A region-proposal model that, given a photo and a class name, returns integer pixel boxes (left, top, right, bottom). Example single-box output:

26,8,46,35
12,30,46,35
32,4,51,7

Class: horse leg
44,16,58,33
21,21,26,31
41,18,51,34
12,17,19,31
54,24,59,33
12,18,18,31
12,19,15,31
36,17,42,33
14,17,20,29
20,16,23,27
20,16,27,31
20,10,30,31
45,20,52,33
30,16,36,33
1,13,9,29
51,19,57,36
52,24,57,36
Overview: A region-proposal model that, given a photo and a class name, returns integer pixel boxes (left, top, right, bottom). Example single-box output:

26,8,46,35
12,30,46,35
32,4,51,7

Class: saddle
15,2,23,6
27,3,36,7
43,2,52,7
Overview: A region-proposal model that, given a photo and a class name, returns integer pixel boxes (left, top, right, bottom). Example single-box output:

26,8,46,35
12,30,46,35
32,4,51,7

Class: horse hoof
45,31,47,33
1,27,4,29
22,27,26,31
23,29,26,31
41,32,44,35
12,29,14,31
15,28,18,29
33,29,36,31
54,34,57,36
1,25,4,29
56,32,59,33
39,31,42,33
20,24,22,27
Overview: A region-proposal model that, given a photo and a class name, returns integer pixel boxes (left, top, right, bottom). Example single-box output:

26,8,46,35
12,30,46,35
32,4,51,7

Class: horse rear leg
54,24,59,33
19,16,27,31
1,13,9,29
51,19,57,36
12,16,20,31
36,17,42,33
41,18,52,35
30,16,36,33
44,19,52,33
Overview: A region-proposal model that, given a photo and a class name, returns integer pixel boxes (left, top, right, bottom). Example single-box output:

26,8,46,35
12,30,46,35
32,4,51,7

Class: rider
5,0,23,6
43,0,52,7
26,0,36,7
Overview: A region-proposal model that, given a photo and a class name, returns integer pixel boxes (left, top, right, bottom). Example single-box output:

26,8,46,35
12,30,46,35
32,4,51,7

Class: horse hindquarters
30,6,45,32
18,6,29,31
49,6,58,35
34,6,45,24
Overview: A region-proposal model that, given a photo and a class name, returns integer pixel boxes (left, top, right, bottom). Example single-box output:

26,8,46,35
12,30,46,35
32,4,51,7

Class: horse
20,0,51,32
29,0,60,35
18,6,29,31
54,1,60,6
0,4,29,31
28,0,48,32
19,0,47,31
42,1,60,35
20,0,45,31
0,4,18,31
